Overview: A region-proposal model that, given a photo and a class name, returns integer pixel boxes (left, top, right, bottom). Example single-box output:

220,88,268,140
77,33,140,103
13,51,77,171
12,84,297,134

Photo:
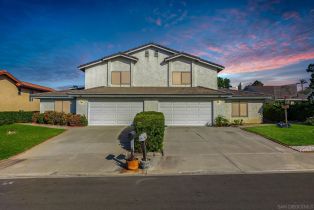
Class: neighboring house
0,70,54,112
33,43,269,125
243,84,306,101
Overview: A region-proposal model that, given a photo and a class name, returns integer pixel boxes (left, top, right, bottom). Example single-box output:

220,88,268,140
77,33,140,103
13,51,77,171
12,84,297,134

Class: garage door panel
159,101,212,126
89,100,143,125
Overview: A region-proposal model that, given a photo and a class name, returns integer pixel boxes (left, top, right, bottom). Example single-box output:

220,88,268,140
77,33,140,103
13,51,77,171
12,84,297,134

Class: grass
244,124,314,146
0,124,65,160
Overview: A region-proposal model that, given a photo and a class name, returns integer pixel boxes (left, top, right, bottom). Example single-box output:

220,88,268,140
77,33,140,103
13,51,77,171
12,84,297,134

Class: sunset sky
1,0,314,89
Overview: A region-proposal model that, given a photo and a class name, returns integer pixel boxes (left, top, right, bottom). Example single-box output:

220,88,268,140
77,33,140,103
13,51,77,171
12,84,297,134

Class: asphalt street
1,173,314,210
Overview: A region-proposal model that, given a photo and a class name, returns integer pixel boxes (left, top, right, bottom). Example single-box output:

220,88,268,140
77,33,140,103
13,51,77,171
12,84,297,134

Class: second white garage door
159,101,212,126
88,100,143,125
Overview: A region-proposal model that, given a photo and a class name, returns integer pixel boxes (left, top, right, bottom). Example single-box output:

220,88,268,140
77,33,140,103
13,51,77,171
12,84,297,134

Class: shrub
214,115,229,127
263,103,285,122
0,111,34,126
305,117,314,126
67,114,88,126
37,113,45,124
263,102,314,122
80,115,88,126
133,111,165,153
231,119,243,126
32,111,88,126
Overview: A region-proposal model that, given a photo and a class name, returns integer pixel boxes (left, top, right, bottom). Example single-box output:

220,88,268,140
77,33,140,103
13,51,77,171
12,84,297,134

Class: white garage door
88,100,143,125
159,101,212,126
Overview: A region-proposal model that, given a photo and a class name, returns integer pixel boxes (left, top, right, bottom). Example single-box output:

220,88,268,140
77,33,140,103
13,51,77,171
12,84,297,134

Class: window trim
172,71,191,85
232,101,248,117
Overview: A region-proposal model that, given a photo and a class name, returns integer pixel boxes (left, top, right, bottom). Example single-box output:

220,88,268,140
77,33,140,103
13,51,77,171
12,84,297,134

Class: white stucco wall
213,100,264,124
131,47,170,87
83,46,219,89
194,62,218,89
76,98,88,117
85,63,107,89
144,100,159,111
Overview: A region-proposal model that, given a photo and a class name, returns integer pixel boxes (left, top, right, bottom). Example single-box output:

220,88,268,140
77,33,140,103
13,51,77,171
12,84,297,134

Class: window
154,50,158,57
172,72,191,85
18,87,21,95
232,102,248,117
145,50,149,57
111,71,130,85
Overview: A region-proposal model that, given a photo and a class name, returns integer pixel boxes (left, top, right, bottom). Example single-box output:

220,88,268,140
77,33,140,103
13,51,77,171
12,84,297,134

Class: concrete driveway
154,127,314,174
1,126,314,178
0,126,131,177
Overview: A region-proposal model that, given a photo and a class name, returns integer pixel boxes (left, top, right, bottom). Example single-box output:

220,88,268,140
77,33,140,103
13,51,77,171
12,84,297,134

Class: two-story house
0,70,54,112
33,43,269,125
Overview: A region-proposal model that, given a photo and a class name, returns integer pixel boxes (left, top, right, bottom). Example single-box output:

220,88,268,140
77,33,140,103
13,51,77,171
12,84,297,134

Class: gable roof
78,42,225,71
164,52,224,70
78,52,138,70
0,70,54,92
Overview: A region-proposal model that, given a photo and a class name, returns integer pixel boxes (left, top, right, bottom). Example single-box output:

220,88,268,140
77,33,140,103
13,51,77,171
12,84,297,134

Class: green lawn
0,124,65,160
244,124,314,146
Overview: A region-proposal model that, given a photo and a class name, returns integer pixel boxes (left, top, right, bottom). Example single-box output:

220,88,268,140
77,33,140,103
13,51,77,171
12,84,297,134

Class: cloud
282,11,300,20
225,51,314,73
162,1,314,81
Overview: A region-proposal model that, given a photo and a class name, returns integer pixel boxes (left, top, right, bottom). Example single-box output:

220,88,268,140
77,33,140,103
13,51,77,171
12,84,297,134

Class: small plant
215,115,229,127
231,119,243,126
80,115,88,126
305,117,314,126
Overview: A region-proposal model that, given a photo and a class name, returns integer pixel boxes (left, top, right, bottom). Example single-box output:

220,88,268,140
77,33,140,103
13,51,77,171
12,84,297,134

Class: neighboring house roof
219,88,271,99
243,84,298,99
33,86,231,98
78,42,225,71
0,70,54,92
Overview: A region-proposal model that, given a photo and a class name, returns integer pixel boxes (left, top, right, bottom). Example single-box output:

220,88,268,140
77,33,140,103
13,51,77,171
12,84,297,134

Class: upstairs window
172,72,191,85
111,71,130,85
18,87,21,95
154,50,158,57
232,102,248,117
145,50,149,57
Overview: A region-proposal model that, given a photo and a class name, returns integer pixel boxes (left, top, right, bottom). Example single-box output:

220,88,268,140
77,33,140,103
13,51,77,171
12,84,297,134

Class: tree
297,79,308,91
251,80,264,86
306,64,314,101
218,77,231,89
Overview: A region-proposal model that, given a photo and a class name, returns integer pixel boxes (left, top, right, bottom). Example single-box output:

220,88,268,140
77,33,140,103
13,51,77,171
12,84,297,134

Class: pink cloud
282,11,300,20
155,18,162,26
207,45,223,53
224,51,314,73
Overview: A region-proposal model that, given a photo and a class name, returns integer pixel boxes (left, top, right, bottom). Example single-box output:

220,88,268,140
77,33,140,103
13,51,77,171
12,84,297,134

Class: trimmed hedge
32,111,88,126
263,102,314,122
133,111,165,153
0,111,34,126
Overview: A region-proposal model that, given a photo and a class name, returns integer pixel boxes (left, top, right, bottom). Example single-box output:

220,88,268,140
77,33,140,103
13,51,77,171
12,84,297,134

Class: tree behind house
306,64,314,101
218,77,231,89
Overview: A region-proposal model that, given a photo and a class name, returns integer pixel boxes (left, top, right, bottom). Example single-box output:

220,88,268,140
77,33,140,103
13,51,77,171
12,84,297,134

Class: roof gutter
68,94,231,98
